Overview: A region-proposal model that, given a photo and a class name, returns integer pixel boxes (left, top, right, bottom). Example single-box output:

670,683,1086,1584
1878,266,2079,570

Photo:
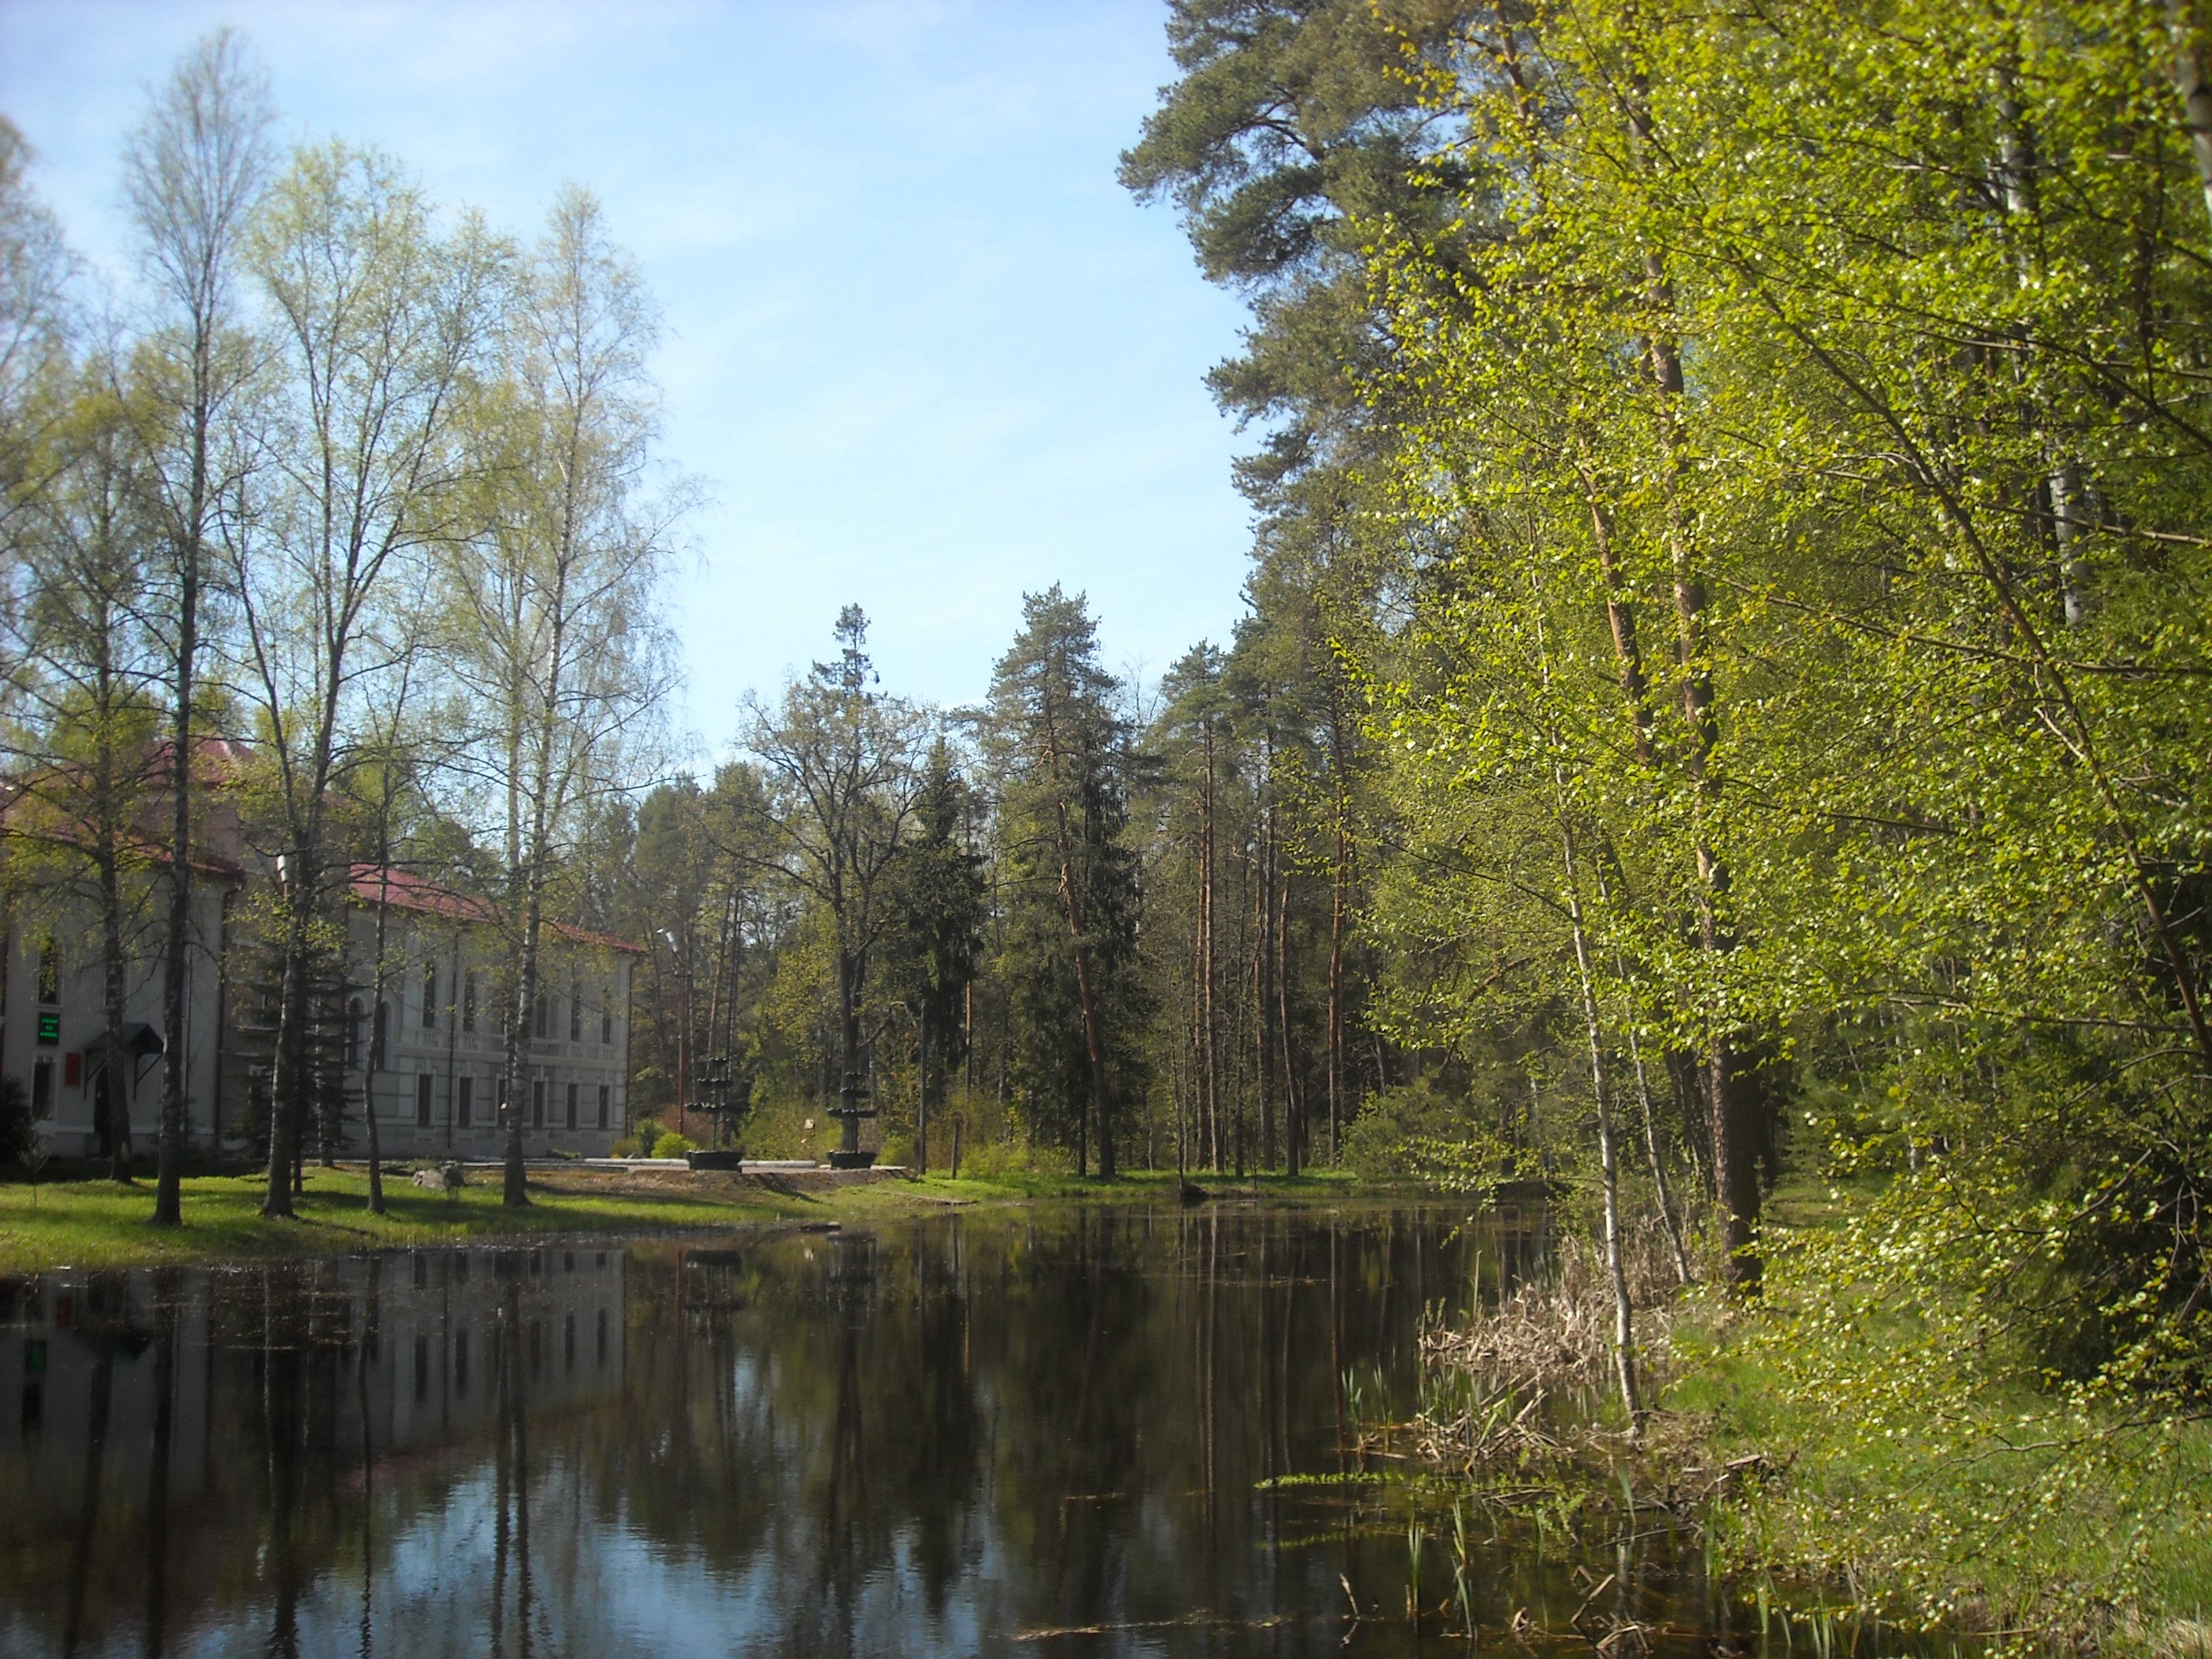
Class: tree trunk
1560,818,1639,1424
364,868,394,1216
262,887,311,1218
1278,861,1300,1178
2169,1,2212,237
501,884,541,1208
1199,721,1217,1172
101,857,131,1184
1326,684,1351,1166
1654,298,1754,1279
835,945,863,1157
1040,697,1113,1179
1621,61,1757,1281
1255,753,1275,1172
152,436,201,1225
1327,830,1346,1166
915,1008,928,1174
1626,1019,1693,1286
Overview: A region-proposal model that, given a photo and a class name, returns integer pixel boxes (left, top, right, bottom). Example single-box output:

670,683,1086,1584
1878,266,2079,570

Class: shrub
1340,1077,1485,1176
0,1078,33,1166
649,1131,697,1160
609,1136,640,1158
951,1135,1069,1179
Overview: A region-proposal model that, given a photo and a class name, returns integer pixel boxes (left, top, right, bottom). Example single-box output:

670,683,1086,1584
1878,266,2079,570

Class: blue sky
0,1,1254,749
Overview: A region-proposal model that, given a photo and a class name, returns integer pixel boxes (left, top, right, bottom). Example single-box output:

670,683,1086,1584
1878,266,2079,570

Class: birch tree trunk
123,32,271,1223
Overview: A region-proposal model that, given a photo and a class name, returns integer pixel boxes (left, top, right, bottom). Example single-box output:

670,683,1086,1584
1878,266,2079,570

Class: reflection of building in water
0,1246,626,1462
0,1243,627,1650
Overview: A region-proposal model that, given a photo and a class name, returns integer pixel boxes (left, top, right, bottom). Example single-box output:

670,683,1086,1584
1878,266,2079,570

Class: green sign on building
35,1012,59,1046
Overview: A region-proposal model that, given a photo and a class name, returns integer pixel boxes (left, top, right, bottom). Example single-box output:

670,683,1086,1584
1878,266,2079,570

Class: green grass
1660,1172,2212,1654
0,1162,1384,1275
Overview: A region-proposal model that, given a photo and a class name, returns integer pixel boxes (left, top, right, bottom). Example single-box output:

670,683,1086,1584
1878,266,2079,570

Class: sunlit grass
0,1162,1385,1275
1665,1173,2212,1651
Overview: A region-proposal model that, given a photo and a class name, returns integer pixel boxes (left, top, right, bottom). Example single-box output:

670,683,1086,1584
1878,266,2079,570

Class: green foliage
1343,1077,1480,1176
987,586,1150,1170
1678,1182,2212,1639
0,1080,33,1168
649,1131,697,1160
1336,0,2212,1624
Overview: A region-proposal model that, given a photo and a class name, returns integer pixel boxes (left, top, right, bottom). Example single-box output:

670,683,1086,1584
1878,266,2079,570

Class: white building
0,846,640,1161
0,865,238,1160
340,865,641,1160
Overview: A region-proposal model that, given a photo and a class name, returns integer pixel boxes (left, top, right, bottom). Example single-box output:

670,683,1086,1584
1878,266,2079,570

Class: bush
609,1136,640,1158
0,1077,33,1166
649,1131,697,1159
951,1134,1069,1179
1340,1077,1486,1176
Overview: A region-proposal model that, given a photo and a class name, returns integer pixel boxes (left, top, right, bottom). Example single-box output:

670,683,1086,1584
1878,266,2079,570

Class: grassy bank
0,1163,1372,1275
1661,1176,2212,1655
1398,1172,2212,1652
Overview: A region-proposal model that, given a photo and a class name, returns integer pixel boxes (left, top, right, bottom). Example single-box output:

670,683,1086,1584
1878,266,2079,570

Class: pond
0,1203,1746,1656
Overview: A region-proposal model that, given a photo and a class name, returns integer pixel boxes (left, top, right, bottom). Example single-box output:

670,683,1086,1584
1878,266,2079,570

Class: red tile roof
346,865,644,954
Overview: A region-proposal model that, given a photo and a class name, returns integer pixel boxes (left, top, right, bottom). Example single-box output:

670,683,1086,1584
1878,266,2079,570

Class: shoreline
0,1163,1378,1276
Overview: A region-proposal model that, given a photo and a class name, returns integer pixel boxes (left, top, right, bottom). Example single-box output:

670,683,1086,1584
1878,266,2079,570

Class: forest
4,1,2212,1635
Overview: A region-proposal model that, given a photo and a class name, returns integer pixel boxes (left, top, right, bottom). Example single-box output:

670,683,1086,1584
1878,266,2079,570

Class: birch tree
233,142,499,1218
3,357,163,1183
0,116,76,539
438,186,676,1207
122,27,272,1225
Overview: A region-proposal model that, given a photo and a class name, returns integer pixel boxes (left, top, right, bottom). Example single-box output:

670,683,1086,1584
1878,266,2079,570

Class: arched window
347,998,364,1067
372,1000,389,1073
422,964,438,1029
463,970,477,1032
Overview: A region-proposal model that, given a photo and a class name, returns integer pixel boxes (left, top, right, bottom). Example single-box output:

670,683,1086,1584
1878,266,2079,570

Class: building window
462,970,476,1032
457,1076,474,1128
597,1083,610,1129
422,966,438,1029
600,993,613,1046
531,1079,546,1128
416,1073,433,1127
569,979,582,1042
565,1082,578,1130
534,993,551,1041
372,1001,389,1072
347,998,363,1066
36,937,58,1005
31,1059,54,1120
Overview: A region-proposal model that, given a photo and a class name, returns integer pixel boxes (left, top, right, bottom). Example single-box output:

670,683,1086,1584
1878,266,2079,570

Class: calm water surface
0,1204,1739,1656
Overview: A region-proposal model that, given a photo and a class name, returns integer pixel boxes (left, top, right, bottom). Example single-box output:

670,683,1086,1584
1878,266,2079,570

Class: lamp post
659,927,691,1143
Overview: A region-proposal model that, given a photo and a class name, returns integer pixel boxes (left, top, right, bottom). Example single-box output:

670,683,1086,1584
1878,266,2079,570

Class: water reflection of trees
0,1208,1485,1656
595,1207,1481,1652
